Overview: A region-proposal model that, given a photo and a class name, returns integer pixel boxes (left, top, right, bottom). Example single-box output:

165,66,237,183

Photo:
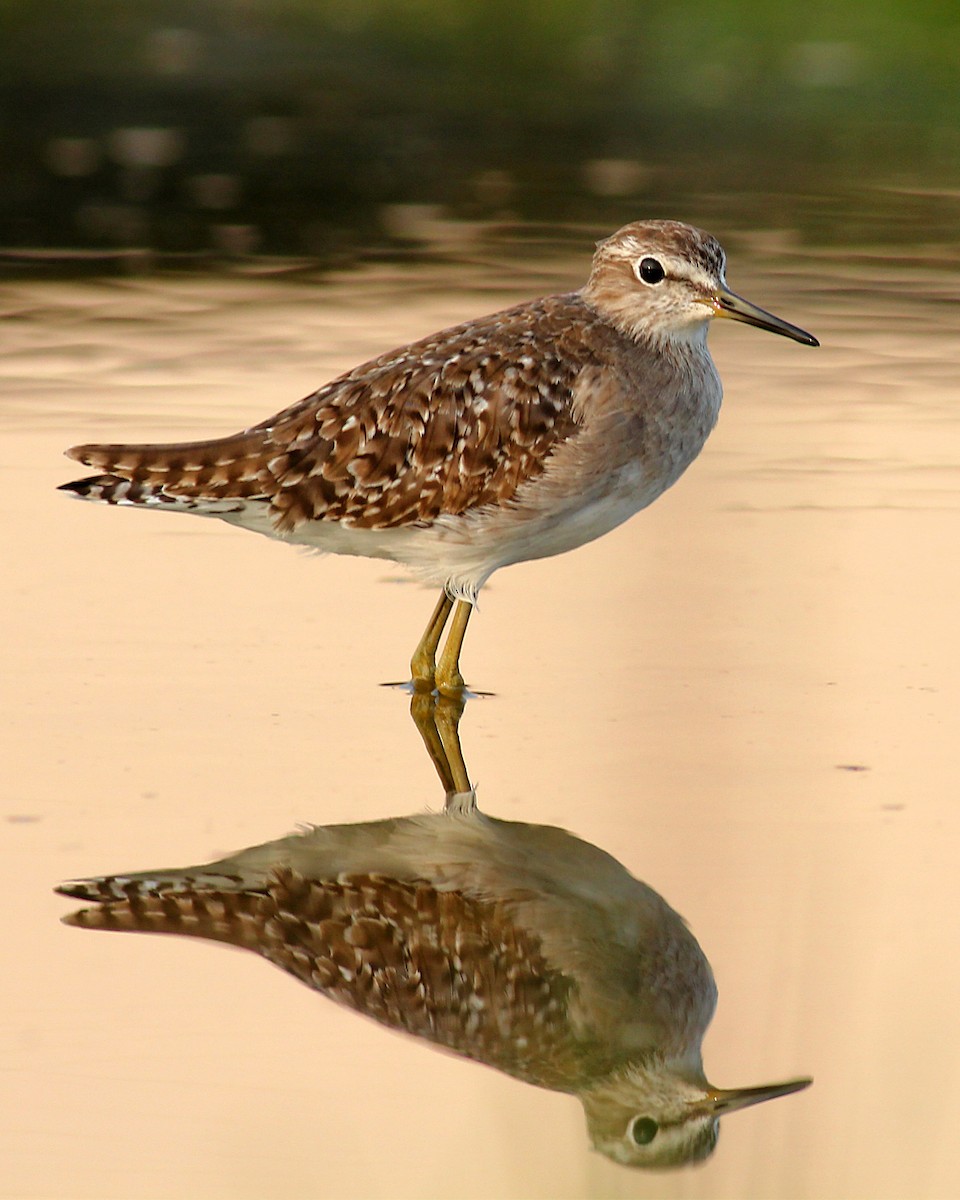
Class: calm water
3,230,960,1199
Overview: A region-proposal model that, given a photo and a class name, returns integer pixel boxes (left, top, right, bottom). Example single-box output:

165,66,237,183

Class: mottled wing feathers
62,867,610,1090
66,294,599,532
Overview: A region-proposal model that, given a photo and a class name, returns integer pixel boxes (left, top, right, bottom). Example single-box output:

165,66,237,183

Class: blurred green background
1,0,958,259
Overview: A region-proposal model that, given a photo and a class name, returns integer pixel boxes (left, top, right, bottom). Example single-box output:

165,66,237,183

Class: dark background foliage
2,1,958,258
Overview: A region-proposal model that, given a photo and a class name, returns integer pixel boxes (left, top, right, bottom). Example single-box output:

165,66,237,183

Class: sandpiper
60,220,818,694
58,807,811,1168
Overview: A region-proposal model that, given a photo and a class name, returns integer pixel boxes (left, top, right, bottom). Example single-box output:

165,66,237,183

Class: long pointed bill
705,1077,813,1116
712,286,819,346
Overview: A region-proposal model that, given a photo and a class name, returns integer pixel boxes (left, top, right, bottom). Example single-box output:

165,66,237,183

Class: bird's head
580,1060,812,1169
583,219,819,349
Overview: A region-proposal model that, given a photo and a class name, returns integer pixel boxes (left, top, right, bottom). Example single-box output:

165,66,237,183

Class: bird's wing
57,816,693,1072
65,294,604,532
61,865,617,1091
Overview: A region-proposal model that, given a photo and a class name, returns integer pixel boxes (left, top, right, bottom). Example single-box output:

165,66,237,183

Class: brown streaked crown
594,219,727,281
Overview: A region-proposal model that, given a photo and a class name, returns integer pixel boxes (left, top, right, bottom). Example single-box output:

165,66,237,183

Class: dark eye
637,257,665,285
628,1116,659,1146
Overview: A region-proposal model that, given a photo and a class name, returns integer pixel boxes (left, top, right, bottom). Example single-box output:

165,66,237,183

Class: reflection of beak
711,286,819,346
703,1077,813,1116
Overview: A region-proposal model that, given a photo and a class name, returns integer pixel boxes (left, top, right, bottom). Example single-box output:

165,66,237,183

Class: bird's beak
710,285,819,347
704,1077,813,1116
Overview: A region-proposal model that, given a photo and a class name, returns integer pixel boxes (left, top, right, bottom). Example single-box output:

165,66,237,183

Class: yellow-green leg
409,689,471,798
409,690,452,791
434,693,471,795
410,592,453,692
435,599,472,698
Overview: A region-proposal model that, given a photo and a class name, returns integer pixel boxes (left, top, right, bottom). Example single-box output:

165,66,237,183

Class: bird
58,804,811,1168
59,220,818,695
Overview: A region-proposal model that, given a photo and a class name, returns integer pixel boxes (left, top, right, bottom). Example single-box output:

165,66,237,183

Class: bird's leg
408,688,471,799
410,592,453,692
435,599,473,698
409,690,455,794
434,692,471,796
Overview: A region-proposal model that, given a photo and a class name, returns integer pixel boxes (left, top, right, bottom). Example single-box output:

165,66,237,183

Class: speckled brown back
64,293,623,533
62,867,623,1090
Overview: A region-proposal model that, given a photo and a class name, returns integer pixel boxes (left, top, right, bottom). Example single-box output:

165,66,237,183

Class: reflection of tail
58,869,269,949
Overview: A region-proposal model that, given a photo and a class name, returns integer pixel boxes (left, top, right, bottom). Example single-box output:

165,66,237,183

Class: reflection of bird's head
581,1059,812,1169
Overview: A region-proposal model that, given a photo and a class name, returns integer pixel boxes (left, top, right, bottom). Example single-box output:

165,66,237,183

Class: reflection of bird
59,810,810,1167
59,221,817,695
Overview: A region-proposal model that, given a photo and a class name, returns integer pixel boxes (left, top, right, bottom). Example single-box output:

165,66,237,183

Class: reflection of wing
63,866,617,1090
65,295,601,534
59,813,715,1085
59,803,807,1171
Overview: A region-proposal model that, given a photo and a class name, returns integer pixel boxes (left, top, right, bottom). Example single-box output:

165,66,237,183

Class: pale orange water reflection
3,241,960,1198
56,695,813,1172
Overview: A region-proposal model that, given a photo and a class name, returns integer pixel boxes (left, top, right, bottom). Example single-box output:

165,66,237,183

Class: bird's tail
59,433,272,511
57,472,246,512
57,868,269,948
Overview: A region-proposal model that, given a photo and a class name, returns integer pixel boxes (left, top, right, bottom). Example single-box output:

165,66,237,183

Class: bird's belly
219,459,664,601
419,459,660,599
470,462,653,565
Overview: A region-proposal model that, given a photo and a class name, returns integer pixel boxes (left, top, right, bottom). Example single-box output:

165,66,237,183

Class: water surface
3,239,959,1199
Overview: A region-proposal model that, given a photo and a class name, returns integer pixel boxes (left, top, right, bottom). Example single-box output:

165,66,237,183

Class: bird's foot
435,665,466,698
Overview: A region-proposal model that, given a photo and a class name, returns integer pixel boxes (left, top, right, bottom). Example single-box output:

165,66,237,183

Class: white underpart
206,458,658,603
86,477,673,603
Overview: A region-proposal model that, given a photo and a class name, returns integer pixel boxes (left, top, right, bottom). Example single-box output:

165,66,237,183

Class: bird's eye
636,257,665,285
628,1116,659,1146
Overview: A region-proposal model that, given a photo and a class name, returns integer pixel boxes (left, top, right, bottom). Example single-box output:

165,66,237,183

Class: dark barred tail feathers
57,473,243,512
57,871,270,951
59,435,270,514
